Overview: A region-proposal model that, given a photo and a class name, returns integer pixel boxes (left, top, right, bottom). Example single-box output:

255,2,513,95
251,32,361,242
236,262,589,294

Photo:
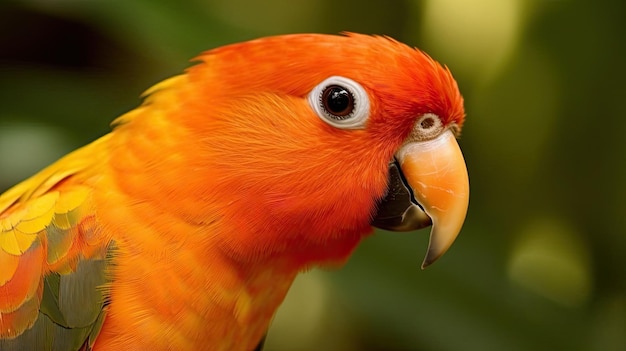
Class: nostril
420,117,435,129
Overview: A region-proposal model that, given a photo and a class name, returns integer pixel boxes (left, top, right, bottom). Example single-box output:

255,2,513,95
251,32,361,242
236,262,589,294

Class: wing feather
0,140,112,349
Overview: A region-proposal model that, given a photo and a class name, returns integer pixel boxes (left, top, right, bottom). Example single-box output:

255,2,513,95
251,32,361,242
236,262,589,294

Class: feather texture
0,137,110,349
0,33,464,350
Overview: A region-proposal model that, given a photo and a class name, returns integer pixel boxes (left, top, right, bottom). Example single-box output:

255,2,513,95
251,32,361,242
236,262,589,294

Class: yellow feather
13,231,37,255
55,187,89,213
52,212,72,230
0,228,21,255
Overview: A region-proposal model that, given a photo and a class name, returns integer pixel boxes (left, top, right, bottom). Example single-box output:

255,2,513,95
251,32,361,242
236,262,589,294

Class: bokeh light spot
508,217,592,307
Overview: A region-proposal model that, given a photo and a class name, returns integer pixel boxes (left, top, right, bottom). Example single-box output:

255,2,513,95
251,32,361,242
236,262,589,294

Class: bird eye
322,85,353,118
308,76,370,129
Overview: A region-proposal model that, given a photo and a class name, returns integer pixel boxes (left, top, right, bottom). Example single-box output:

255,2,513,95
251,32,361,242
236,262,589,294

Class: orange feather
0,33,464,350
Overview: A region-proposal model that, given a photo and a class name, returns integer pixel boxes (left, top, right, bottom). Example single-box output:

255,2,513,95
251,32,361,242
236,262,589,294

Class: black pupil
322,85,354,118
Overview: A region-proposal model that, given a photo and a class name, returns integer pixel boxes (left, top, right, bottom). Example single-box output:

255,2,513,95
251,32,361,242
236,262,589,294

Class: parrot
0,33,468,350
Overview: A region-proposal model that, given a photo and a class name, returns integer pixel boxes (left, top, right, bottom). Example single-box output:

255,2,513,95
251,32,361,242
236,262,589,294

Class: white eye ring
307,76,370,129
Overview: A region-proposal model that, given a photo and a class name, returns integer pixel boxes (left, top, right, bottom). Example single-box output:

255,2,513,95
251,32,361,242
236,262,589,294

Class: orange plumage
0,33,467,350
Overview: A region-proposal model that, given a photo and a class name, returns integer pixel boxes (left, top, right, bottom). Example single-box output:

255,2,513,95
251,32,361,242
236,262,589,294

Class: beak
372,130,469,268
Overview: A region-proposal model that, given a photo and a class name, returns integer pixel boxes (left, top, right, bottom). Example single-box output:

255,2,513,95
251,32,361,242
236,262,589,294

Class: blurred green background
0,0,624,350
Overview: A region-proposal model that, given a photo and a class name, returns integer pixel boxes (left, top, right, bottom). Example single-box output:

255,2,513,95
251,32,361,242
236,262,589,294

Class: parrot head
149,33,468,269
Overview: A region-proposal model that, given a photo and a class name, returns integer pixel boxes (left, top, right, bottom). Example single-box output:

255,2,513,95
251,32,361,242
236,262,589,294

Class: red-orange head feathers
191,33,464,137
130,33,467,267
